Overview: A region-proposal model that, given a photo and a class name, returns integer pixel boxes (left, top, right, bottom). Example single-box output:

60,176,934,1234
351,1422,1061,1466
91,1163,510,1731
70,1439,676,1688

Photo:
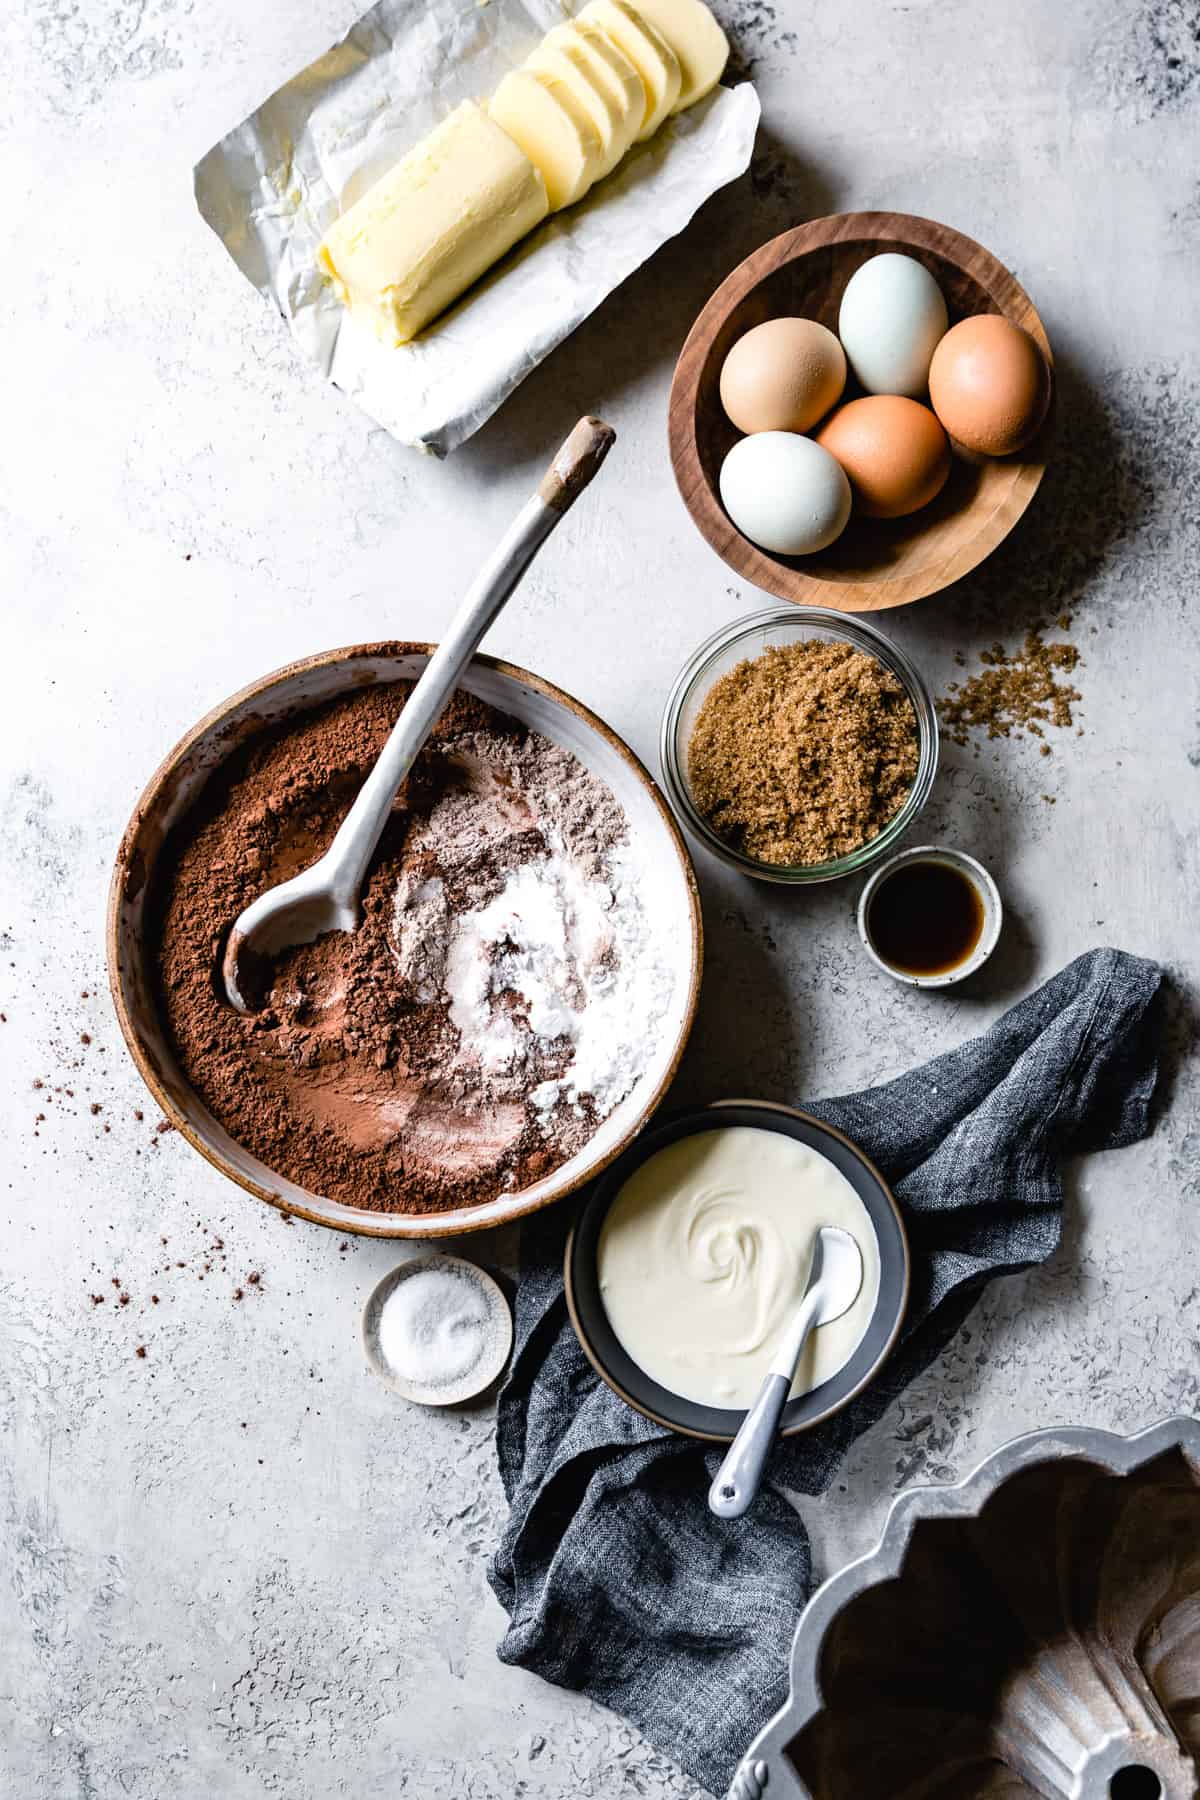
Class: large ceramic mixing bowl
730,1417,1200,1800
107,641,703,1238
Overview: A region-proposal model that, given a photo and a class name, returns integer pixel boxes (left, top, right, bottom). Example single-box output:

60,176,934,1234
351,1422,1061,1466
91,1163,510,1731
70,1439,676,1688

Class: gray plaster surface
2,0,1198,1794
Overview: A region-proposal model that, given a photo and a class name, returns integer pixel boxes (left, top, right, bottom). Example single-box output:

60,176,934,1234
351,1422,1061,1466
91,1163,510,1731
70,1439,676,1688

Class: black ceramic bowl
565,1100,910,1441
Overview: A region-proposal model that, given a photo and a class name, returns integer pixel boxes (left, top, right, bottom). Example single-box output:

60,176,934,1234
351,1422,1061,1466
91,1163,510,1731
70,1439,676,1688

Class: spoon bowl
805,1227,864,1328
221,872,358,1011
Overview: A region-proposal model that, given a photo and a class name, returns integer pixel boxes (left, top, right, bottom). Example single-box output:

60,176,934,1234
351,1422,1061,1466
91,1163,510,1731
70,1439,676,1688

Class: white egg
838,253,949,397
719,431,851,556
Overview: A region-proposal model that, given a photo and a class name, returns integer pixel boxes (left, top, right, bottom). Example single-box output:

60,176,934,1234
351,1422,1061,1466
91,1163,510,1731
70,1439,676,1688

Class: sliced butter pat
622,0,728,110
489,68,605,210
567,21,648,142
317,101,549,347
577,0,682,140
529,29,638,177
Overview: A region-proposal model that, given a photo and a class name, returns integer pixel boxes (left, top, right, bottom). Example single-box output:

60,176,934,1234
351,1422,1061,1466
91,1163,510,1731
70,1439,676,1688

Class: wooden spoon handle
538,417,617,514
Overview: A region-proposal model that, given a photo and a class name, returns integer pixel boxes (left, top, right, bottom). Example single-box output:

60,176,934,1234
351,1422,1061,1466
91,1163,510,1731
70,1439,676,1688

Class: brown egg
928,314,1050,456
719,318,846,435
815,396,951,519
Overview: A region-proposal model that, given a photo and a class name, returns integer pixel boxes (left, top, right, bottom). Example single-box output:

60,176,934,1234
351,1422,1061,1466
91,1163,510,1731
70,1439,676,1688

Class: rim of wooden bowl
668,210,1054,612
106,641,704,1238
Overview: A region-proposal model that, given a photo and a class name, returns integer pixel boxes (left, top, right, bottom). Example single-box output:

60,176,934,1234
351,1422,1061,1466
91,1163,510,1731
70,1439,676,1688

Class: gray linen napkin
487,948,1164,1795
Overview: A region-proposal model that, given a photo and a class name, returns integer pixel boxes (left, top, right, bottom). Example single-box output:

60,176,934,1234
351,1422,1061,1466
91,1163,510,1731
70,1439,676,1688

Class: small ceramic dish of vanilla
858,845,1002,988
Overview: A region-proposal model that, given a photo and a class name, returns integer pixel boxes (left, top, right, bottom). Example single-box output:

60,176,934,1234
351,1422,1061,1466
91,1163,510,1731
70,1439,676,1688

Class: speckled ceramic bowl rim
564,1099,910,1442
857,844,1003,987
106,640,704,1239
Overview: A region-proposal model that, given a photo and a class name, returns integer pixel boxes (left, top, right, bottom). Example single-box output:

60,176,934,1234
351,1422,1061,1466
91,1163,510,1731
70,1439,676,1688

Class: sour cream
597,1126,880,1409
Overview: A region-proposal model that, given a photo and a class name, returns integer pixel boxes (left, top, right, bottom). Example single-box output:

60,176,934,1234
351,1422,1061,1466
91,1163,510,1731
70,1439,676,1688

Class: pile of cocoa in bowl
686,640,919,865
150,675,674,1215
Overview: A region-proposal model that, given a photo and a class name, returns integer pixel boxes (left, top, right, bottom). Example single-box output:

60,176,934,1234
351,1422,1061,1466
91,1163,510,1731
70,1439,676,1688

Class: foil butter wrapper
195,0,760,455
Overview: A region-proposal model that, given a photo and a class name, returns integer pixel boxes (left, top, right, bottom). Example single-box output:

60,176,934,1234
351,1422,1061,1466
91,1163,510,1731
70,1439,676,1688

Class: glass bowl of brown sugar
660,607,938,884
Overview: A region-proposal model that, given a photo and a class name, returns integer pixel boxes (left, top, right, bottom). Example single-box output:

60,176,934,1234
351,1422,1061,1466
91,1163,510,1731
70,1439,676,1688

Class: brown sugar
687,641,919,866
939,628,1081,749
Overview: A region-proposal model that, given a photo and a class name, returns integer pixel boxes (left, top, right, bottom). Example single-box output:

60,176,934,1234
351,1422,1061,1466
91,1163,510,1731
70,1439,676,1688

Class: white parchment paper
194,0,760,455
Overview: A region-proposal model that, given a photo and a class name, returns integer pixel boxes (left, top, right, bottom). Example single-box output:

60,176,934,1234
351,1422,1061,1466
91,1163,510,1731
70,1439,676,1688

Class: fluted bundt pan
731,1419,1200,1800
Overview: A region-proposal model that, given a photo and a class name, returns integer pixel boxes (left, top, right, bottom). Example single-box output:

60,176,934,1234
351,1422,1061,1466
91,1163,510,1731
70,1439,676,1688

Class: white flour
390,733,676,1139
444,836,675,1121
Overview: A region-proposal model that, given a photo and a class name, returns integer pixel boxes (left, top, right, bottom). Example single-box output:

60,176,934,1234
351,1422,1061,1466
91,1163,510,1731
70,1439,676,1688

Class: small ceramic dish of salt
362,1255,513,1405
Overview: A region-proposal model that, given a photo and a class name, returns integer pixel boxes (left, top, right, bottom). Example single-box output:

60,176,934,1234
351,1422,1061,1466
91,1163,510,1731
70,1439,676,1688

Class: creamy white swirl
598,1126,880,1409
670,1186,794,1357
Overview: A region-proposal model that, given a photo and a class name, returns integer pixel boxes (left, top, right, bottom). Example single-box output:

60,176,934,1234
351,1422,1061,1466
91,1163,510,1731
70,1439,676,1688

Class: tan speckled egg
816,396,951,519
928,314,1051,456
719,318,847,435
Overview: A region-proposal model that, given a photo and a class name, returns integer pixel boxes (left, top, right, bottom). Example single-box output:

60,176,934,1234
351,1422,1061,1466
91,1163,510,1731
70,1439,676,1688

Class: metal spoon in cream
596,1126,880,1410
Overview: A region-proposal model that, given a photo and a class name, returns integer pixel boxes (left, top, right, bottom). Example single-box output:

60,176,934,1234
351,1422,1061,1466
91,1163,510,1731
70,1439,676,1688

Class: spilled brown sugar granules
939,624,1081,754
687,640,919,865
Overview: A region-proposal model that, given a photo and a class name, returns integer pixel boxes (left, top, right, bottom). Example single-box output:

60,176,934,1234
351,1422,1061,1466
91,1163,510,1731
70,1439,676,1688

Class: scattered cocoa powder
150,678,635,1215
938,626,1081,749
687,640,919,866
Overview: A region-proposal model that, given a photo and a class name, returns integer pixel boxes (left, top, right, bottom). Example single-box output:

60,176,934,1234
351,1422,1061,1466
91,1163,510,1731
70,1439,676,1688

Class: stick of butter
488,68,605,211
577,0,682,140
621,0,729,111
563,21,648,142
317,101,549,348
527,29,641,179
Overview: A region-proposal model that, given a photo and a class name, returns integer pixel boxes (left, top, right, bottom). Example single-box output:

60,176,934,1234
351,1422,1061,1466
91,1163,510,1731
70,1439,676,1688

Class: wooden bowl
107,642,703,1239
669,211,1054,612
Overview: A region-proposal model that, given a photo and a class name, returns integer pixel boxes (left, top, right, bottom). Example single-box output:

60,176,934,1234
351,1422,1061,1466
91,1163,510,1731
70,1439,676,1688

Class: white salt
377,1265,496,1390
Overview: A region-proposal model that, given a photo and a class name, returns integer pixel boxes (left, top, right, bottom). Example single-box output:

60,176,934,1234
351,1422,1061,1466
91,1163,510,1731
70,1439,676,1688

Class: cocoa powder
151,681,629,1215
